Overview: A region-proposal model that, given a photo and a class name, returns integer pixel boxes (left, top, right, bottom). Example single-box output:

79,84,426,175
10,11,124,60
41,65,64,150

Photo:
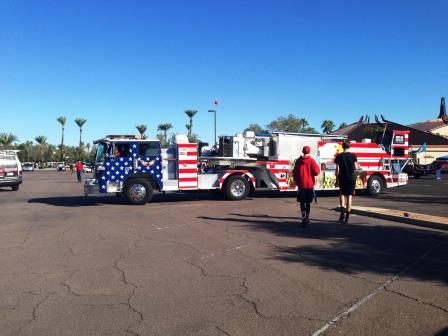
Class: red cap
302,146,311,154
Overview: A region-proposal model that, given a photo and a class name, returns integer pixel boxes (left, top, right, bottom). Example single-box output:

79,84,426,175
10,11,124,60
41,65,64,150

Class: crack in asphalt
341,272,382,285
132,231,206,255
385,287,448,313
19,222,34,249
60,270,82,297
113,249,144,336
67,246,75,256
196,217,350,307
61,225,75,236
215,326,231,335
185,260,266,318
15,294,52,336
238,276,266,318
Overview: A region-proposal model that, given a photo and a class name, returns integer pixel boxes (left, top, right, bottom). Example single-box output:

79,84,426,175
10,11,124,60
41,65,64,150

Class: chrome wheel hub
129,184,147,201
230,180,246,197
371,180,381,193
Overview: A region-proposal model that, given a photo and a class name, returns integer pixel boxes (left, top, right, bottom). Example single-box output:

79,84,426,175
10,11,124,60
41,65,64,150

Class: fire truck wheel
124,178,153,205
367,175,383,196
224,175,250,200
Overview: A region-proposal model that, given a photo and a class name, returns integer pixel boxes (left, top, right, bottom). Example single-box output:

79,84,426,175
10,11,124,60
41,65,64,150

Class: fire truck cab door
391,160,408,186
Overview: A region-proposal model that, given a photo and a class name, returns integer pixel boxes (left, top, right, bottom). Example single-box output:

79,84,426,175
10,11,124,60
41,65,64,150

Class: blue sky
1,0,447,147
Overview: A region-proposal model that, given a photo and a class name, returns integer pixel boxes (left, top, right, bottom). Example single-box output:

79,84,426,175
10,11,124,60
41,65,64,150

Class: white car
57,163,66,171
83,164,93,173
22,163,35,171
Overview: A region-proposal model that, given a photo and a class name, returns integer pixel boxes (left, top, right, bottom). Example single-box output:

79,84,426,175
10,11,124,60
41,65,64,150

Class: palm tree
157,123,173,146
57,116,67,161
21,141,33,162
185,124,192,135
34,135,47,163
321,120,335,134
0,133,19,149
74,118,87,147
184,110,198,137
86,143,91,153
300,118,309,129
135,124,147,139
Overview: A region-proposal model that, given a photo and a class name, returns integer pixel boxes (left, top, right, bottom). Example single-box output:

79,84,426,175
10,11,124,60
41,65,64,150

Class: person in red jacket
75,161,84,183
292,146,320,227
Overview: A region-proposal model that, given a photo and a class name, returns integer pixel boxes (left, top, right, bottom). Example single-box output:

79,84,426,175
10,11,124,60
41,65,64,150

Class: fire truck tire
124,178,153,205
11,185,19,191
367,175,383,196
224,175,250,201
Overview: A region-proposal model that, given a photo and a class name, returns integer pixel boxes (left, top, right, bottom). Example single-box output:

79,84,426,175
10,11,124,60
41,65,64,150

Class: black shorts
339,179,356,196
297,188,314,203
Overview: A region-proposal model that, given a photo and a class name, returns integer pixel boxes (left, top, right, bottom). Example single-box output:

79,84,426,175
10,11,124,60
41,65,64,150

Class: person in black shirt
335,141,359,223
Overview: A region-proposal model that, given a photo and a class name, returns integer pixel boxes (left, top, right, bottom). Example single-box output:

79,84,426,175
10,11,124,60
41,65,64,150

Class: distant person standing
335,142,359,223
75,161,84,183
435,161,442,180
293,146,320,227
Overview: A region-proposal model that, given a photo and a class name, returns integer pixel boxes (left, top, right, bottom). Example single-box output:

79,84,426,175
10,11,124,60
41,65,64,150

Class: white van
0,150,23,191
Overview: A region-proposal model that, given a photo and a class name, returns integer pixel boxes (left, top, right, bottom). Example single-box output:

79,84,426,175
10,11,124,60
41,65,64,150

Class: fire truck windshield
95,143,106,163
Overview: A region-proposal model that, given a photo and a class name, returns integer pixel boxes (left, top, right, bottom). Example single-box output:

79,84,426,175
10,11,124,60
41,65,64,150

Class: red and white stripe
178,143,198,190
218,170,256,190
258,160,292,191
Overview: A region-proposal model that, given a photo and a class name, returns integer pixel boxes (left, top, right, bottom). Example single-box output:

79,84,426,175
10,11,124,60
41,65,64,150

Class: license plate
6,172,14,176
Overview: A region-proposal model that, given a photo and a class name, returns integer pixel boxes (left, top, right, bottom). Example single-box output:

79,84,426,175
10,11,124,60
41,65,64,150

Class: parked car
403,162,430,178
22,162,34,171
83,162,93,173
0,150,22,191
57,162,67,171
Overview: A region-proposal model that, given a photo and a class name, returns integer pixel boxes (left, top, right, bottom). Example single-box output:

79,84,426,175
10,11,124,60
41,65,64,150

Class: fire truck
84,130,410,205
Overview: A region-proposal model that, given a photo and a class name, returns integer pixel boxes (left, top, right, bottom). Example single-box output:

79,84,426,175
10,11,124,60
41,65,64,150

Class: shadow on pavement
435,327,448,336
198,213,448,285
28,196,125,206
377,193,448,205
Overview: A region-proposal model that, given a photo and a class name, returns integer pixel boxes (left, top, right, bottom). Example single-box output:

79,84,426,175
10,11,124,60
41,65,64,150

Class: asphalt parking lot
1,170,447,336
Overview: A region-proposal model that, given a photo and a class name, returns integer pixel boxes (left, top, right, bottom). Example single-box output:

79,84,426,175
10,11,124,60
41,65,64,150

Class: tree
135,124,147,139
266,114,316,133
185,124,192,136
338,122,348,130
57,116,67,161
0,133,19,149
184,110,198,137
321,120,335,134
34,135,47,163
363,126,383,141
74,118,87,147
157,123,173,147
86,143,91,153
243,124,269,134
19,141,34,162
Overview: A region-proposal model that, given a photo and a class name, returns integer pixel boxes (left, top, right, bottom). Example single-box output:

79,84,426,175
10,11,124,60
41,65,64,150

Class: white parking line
312,243,441,336
200,243,255,260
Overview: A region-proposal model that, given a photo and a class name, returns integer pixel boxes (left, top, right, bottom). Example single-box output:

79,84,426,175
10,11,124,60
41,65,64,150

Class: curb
350,206,448,231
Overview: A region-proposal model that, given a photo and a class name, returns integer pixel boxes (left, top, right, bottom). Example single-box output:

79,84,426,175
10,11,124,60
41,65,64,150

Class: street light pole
208,109,217,146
